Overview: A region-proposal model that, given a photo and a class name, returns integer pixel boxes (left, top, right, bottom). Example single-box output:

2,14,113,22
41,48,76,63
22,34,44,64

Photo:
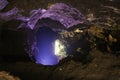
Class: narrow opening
34,26,66,65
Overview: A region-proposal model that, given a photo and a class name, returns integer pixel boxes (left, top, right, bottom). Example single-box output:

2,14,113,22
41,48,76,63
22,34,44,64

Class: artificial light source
54,39,67,60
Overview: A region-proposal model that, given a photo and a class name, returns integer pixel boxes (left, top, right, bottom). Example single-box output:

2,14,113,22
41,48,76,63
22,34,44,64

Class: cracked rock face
40,3,86,29
25,3,86,31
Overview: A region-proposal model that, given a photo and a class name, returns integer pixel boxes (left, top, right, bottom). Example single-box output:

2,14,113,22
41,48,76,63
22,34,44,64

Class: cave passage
34,26,60,65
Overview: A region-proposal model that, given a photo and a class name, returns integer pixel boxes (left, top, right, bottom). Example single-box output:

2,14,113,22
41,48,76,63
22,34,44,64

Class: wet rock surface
0,0,120,80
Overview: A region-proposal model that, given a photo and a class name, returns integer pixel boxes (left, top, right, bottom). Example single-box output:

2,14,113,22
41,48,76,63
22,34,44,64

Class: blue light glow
34,27,60,65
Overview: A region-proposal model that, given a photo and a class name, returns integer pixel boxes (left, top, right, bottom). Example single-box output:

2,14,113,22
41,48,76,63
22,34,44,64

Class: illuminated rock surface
19,3,86,30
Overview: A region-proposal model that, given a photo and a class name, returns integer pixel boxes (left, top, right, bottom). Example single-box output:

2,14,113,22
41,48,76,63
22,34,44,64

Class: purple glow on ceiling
0,2,86,31
19,3,86,30
0,7,29,22
40,3,86,28
0,0,8,10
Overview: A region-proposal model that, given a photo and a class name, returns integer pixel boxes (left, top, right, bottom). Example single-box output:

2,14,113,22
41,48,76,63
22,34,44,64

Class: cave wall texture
0,0,120,80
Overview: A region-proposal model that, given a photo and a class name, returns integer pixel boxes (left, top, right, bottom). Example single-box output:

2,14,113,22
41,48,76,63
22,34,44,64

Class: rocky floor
0,50,120,80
